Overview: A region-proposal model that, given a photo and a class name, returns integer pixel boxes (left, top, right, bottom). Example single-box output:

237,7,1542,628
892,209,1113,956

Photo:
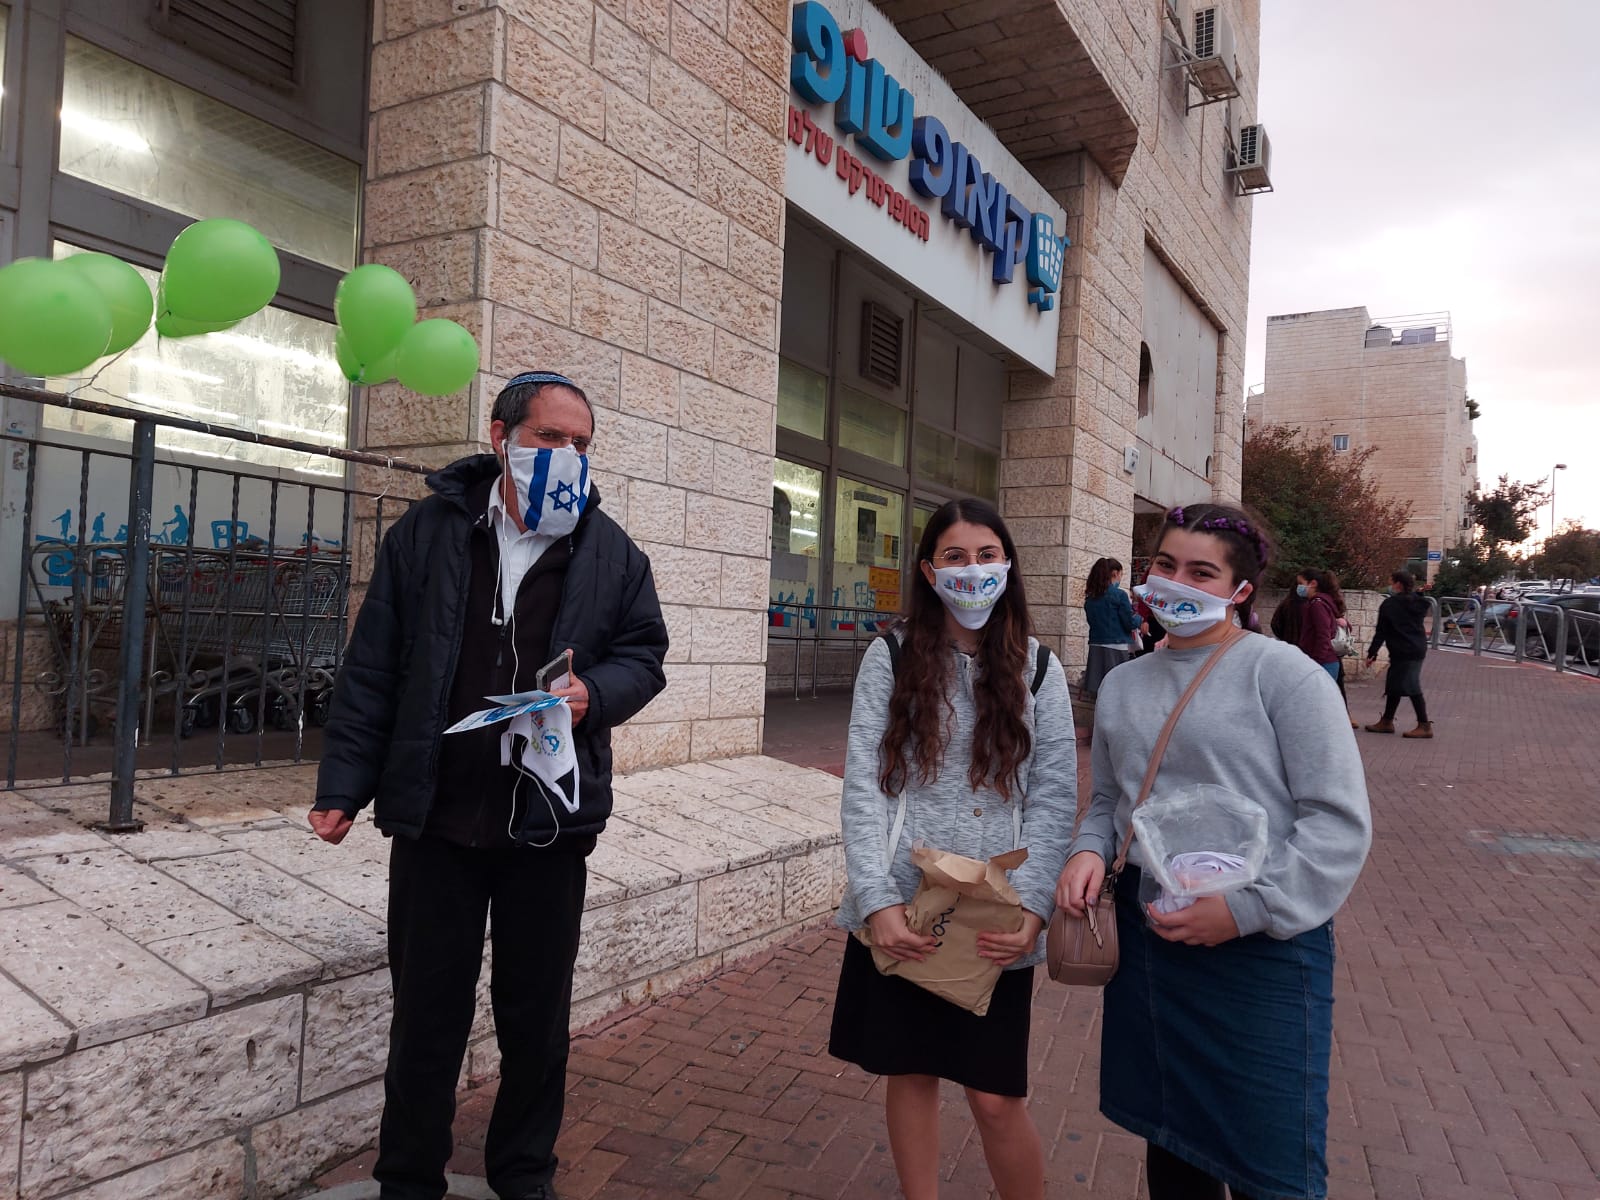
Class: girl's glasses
931,548,1006,568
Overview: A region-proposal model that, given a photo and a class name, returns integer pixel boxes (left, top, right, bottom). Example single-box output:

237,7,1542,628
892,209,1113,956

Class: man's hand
1145,895,1239,946
865,905,938,963
550,675,590,725
308,808,354,845
1366,656,1377,668
976,911,1045,967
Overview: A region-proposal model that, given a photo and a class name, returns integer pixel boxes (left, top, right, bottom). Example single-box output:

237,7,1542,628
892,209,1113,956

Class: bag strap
1109,627,1248,877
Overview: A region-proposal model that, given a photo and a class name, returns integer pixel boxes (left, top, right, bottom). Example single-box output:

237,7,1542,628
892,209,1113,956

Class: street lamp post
1551,463,1567,538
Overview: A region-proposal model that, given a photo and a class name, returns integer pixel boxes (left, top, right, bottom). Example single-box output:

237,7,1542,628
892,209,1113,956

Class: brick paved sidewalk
317,651,1600,1199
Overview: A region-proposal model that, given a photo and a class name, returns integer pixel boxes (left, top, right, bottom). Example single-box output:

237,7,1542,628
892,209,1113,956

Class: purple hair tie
1168,506,1186,526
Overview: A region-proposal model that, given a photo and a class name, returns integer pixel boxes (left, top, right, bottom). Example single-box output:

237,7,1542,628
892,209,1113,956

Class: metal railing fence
1,382,430,830
766,601,900,698
1432,595,1600,678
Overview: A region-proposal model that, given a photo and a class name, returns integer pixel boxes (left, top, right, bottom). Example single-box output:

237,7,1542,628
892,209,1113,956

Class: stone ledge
0,754,843,1199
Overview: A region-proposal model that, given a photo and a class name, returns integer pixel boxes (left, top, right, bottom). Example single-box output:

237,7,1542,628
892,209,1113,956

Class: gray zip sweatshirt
1069,634,1372,940
837,635,1079,969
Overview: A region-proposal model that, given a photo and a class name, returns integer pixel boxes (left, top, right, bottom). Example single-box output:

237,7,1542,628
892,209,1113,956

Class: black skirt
1385,657,1424,696
827,932,1036,1097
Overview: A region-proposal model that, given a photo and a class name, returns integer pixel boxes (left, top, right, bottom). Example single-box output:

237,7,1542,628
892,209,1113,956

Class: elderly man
310,371,668,1200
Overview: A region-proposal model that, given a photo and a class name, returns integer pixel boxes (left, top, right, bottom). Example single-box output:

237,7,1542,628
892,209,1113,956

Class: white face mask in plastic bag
1133,575,1245,637
930,562,1010,630
504,442,590,536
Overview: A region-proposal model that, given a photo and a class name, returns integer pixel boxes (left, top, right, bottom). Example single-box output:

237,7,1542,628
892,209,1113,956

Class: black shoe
503,1188,558,1200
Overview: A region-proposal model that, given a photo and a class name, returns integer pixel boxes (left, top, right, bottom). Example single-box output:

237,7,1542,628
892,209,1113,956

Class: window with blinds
155,0,299,88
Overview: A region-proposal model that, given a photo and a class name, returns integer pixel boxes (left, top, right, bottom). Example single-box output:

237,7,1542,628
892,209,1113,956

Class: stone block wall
0,756,843,1199
357,0,791,773
1250,307,1477,580
1001,0,1260,675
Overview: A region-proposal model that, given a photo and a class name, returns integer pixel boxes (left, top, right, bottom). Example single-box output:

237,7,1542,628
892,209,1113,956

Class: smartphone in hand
535,649,573,693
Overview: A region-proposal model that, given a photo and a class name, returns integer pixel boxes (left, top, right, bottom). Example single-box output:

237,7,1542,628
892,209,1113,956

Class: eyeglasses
525,426,593,455
931,547,1007,568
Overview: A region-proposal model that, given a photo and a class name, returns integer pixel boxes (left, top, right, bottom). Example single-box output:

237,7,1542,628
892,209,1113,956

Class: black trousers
374,833,591,1200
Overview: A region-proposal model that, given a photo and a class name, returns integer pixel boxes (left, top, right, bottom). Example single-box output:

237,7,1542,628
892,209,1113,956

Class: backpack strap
1031,643,1051,696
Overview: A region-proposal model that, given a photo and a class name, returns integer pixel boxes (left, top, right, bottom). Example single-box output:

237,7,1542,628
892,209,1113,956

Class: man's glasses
527,426,593,455
931,547,1006,568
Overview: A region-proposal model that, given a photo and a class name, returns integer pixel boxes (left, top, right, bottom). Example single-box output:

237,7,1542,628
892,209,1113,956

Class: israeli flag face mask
504,441,590,536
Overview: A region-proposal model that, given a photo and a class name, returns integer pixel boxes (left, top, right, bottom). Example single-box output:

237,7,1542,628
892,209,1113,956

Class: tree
1432,540,1515,597
1242,423,1413,588
1470,474,1549,552
1530,523,1600,583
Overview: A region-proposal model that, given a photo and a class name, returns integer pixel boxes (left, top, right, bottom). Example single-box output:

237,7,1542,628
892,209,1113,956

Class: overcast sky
1243,0,1599,540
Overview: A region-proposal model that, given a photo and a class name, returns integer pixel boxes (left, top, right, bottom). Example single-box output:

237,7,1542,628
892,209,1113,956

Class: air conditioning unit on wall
1189,7,1238,98
1227,123,1273,194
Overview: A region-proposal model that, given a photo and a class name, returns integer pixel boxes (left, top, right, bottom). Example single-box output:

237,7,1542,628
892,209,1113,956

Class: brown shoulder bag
1047,629,1247,987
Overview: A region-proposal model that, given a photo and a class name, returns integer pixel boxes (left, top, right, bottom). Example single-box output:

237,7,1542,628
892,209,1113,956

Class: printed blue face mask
1295,583,1309,598
504,442,589,536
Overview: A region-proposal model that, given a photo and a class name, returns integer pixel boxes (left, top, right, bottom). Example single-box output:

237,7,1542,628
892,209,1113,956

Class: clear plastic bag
1130,785,1270,914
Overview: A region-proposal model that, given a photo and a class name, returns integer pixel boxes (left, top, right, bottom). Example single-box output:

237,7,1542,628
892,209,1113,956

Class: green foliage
1529,524,1600,583
1470,474,1549,549
1432,540,1514,596
1242,423,1413,588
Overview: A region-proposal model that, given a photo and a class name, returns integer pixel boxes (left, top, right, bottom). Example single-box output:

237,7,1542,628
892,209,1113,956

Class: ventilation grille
156,0,299,87
859,302,903,389
1193,7,1218,59
1238,123,1261,165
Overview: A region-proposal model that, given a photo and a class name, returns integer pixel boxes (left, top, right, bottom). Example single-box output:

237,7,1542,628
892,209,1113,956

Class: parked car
1521,594,1600,661
1442,601,1515,635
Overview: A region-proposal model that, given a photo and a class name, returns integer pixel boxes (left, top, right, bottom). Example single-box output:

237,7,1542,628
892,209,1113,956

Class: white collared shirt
487,475,558,621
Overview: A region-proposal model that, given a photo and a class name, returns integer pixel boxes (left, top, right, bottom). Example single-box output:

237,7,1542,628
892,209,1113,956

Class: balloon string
70,344,134,400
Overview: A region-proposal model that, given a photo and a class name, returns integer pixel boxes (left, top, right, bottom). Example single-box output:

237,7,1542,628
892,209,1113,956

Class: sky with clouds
1243,0,1599,540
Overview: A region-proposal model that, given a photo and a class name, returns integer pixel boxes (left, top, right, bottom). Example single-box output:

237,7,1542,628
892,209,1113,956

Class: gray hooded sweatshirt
836,635,1079,969
1069,633,1372,939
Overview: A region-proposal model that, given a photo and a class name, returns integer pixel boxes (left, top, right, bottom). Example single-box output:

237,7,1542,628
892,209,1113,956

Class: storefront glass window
770,460,822,625
839,386,906,467
46,243,347,478
833,477,903,614
777,358,827,440
0,7,9,127
959,444,1000,500
58,38,360,269
911,500,937,560
914,423,957,488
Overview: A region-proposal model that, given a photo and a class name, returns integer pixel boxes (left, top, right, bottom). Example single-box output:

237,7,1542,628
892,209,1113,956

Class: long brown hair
878,499,1034,802
1085,556,1123,600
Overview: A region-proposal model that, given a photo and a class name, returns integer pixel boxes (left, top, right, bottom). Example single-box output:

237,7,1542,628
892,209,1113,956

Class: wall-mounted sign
783,0,1066,375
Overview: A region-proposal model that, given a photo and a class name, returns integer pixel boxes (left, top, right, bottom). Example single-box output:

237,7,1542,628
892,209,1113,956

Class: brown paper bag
856,845,1029,1016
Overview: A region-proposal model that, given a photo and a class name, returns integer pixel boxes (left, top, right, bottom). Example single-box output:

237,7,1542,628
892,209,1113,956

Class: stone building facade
358,0,1263,753
1248,307,1479,581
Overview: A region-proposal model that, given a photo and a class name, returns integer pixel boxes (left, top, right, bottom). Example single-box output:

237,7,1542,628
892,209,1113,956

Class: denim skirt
1099,867,1335,1200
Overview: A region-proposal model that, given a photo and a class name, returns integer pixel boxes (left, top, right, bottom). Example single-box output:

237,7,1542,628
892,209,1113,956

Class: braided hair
1151,503,1273,631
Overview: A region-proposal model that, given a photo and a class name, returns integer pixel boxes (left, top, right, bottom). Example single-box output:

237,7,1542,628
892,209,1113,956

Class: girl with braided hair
1055,502,1371,1200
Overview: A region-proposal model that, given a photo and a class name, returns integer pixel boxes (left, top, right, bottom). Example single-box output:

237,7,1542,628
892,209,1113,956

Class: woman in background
1083,557,1143,697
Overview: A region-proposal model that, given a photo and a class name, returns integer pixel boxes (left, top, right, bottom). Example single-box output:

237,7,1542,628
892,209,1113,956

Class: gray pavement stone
0,899,207,1048
25,848,241,942
159,851,387,975
0,972,71,1071
145,923,322,1008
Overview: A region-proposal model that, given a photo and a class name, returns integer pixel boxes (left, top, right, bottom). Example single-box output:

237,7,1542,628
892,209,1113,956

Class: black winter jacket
313,454,668,840
1368,591,1431,662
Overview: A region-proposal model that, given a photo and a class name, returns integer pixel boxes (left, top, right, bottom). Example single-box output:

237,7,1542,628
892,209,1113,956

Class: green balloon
395,319,480,396
335,330,399,385
156,311,237,338
161,219,281,323
60,252,154,355
335,264,417,364
0,258,113,376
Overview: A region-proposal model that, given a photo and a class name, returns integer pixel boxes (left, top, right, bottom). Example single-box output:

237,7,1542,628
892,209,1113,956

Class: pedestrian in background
1320,571,1359,728
1292,569,1342,685
1365,570,1434,738
1083,556,1143,697
1056,503,1371,1200
831,498,1077,1200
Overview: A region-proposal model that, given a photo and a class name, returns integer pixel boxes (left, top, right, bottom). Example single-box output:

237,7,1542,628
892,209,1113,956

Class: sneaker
1403,723,1434,739
1364,719,1395,734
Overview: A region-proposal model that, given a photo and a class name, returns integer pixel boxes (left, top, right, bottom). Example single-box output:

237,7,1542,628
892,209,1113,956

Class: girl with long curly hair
829,498,1077,1200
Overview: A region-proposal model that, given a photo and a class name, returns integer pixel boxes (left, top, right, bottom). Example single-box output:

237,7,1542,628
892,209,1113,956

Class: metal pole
106,420,155,832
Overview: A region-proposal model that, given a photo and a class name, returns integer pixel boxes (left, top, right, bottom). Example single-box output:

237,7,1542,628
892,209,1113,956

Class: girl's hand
866,905,939,963
1145,895,1239,946
977,911,1045,967
1055,851,1106,916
